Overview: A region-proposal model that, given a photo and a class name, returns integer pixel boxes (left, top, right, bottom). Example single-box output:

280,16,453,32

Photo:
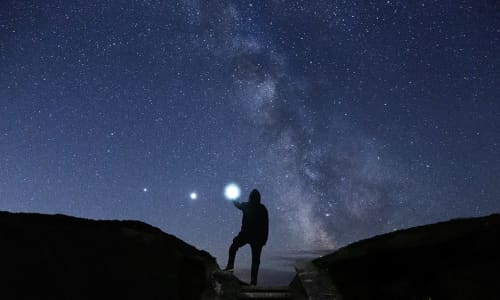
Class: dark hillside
0,211,218,300
314,214,500,300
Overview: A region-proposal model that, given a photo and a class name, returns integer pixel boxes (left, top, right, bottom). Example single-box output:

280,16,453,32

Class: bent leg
226,234,248,270
250,244,263,285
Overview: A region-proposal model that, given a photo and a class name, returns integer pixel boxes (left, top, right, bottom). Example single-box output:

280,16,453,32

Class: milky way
1,0,499,283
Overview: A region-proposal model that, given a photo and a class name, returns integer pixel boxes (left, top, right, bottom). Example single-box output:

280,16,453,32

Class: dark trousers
226,234,263,285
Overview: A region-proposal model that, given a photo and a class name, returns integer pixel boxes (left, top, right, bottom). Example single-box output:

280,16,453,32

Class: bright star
143,187,148,192
224,183,241,201
190,192,198,200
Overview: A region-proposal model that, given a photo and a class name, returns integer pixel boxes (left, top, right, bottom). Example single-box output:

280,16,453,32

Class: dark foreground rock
313,214,500,300
0,211,218,300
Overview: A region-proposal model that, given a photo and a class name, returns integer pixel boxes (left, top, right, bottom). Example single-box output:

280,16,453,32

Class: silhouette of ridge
0,211,218,300
312,213,500,299
3,210,500,299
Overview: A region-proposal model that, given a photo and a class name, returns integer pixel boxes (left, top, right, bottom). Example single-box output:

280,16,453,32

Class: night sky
1,0,499,283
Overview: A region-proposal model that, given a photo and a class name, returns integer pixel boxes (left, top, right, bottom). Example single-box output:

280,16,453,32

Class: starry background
1,0,499,284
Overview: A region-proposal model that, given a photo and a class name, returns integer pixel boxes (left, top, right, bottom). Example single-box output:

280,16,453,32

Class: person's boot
225,243,237,272
250,267,258,285
250,263,259,285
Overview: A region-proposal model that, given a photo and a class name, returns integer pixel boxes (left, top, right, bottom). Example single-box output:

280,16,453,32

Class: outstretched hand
233,201,243,210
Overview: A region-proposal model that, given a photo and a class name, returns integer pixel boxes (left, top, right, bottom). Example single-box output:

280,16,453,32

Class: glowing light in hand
224,183,241,201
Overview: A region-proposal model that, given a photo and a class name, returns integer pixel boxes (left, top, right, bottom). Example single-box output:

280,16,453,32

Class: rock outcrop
313,214,500,300
0,211,218,300
4,210,499,300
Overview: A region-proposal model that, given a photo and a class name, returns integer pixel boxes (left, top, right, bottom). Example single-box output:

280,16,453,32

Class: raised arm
233,201,244,210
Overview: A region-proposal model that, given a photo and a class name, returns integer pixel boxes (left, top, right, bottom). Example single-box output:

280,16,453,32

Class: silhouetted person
225,189,269,285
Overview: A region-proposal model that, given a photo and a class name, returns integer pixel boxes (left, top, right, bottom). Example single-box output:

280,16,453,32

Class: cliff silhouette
312,213,500,300
0,211,218,299
1,210,499,300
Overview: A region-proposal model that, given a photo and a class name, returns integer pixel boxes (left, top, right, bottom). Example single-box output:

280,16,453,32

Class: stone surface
294,261,342,300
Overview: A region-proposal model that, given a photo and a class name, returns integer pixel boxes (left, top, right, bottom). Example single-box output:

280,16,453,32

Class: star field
1,0,499,283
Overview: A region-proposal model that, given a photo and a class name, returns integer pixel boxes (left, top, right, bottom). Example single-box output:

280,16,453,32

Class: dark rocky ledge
313,213,500,300
0,211,218,300
3,210,499,300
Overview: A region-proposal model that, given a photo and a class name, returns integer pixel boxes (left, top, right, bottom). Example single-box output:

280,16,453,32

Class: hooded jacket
233,192,269,246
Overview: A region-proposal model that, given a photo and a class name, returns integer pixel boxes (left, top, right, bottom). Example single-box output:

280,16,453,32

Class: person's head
249,189,261,204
